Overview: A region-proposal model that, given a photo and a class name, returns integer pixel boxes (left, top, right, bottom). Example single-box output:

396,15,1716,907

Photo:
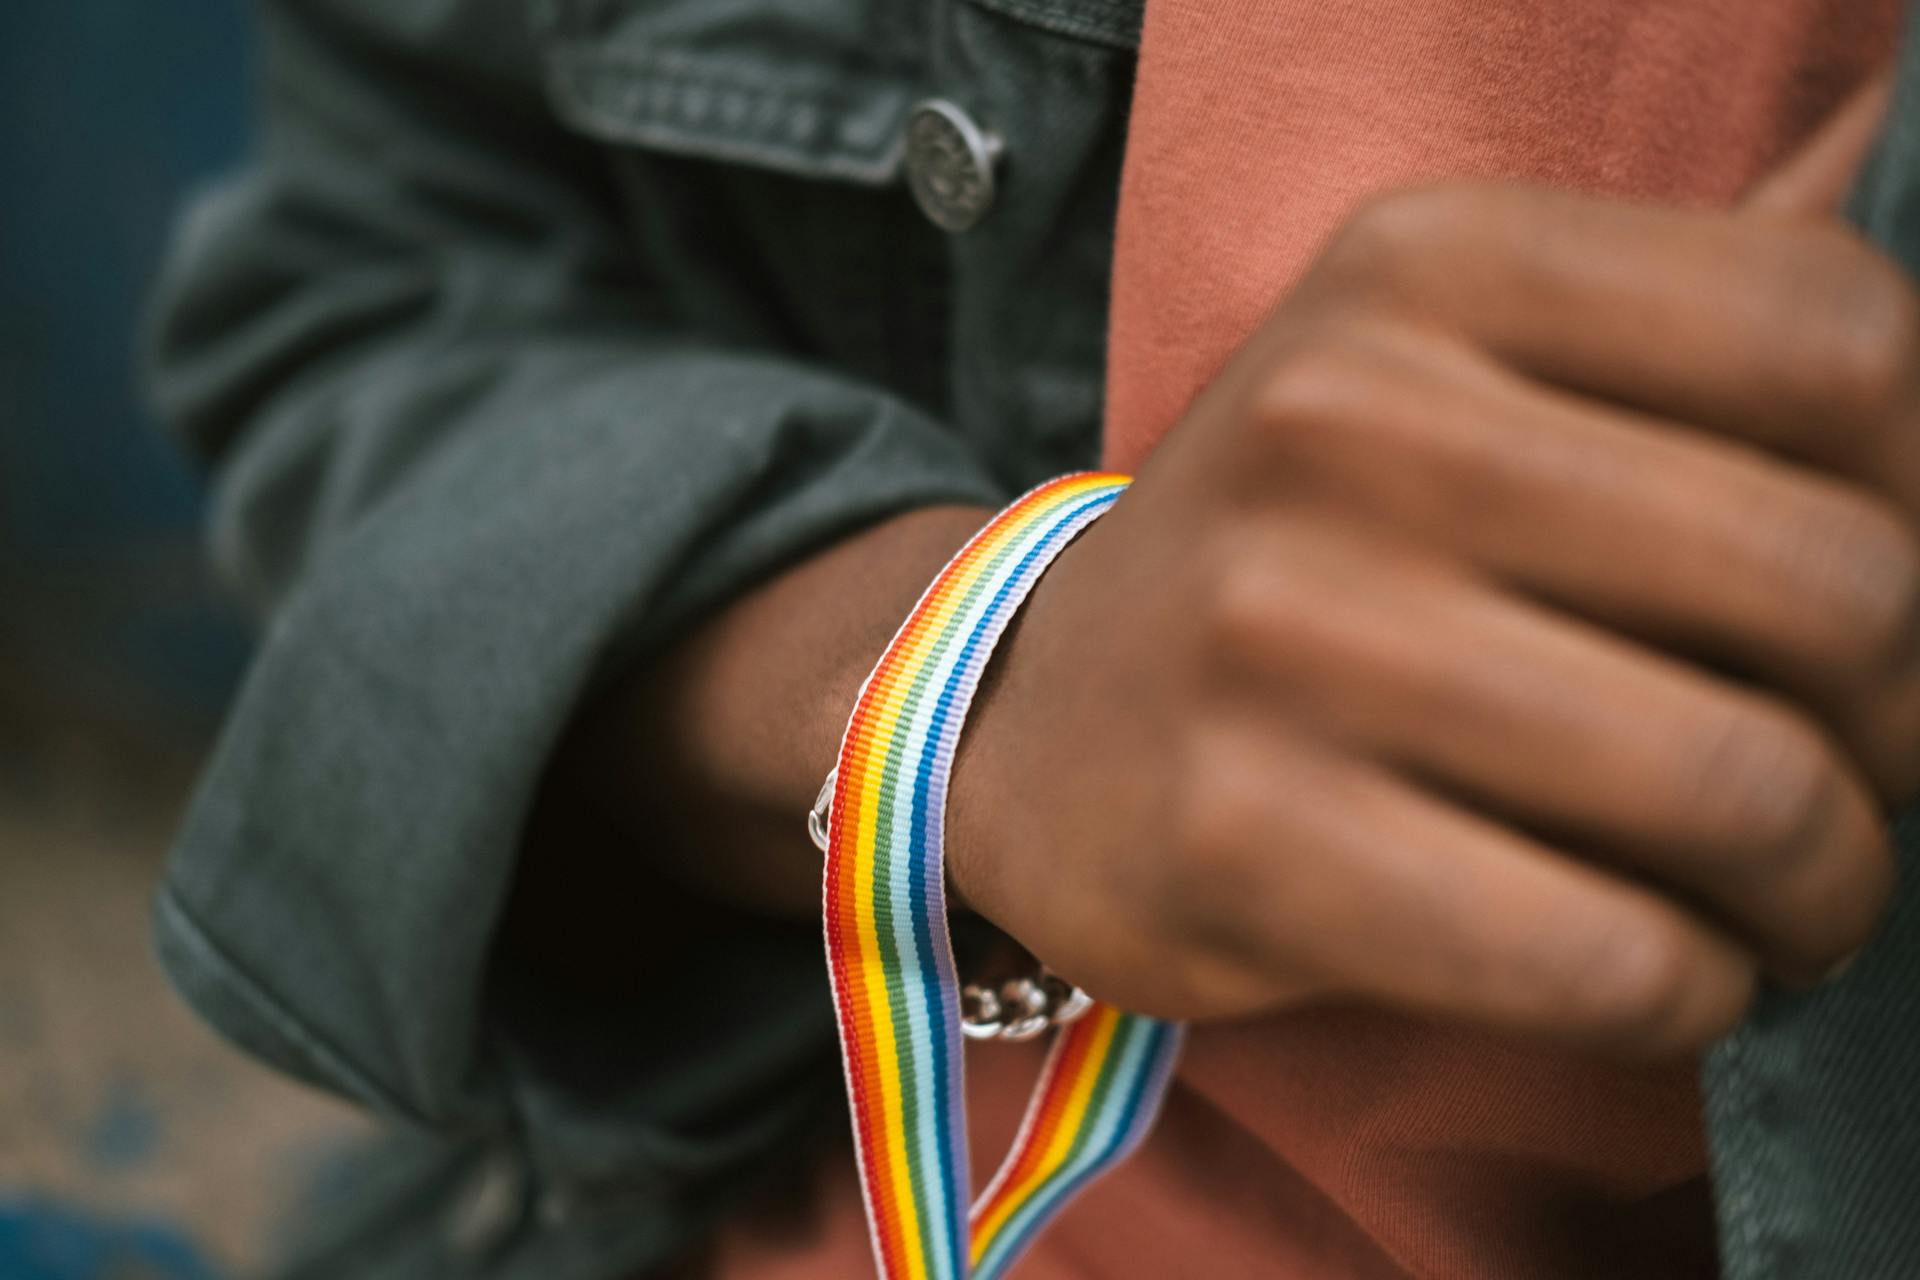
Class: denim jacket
146,1,1920,1275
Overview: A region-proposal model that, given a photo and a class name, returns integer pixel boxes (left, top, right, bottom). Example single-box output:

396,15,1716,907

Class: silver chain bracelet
809,766,1094,1042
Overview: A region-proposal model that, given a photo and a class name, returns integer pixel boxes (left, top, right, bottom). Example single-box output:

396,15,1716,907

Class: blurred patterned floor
0,675,375,1278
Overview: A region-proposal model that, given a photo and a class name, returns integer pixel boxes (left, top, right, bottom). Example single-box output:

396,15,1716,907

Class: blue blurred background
1,7,378,1279
1,0,252,734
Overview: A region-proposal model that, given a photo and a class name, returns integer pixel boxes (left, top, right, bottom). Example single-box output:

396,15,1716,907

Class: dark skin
578,76,1915,1057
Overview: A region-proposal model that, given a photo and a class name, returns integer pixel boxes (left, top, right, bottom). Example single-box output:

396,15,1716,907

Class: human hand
951,83,1916,1054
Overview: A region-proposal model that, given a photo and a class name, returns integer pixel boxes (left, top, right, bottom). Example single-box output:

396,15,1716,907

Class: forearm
563,505,995,916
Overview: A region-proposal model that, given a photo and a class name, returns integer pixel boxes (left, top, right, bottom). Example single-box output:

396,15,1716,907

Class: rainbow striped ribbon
823,473,1184,1280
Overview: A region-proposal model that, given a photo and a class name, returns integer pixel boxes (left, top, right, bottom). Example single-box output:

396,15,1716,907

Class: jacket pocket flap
543,36,914,185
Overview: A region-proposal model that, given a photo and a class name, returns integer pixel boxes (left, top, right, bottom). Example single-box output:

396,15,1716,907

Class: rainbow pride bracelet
821,473,1185,1280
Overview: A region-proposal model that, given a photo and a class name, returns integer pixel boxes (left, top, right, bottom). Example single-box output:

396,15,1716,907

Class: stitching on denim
962,0,1141,50
544,44,910,183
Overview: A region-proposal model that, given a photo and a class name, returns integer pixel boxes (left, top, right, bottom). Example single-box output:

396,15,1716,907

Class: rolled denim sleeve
145,0,1000,1147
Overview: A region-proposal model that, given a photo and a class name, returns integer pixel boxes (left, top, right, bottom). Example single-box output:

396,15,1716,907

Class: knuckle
1679,701,1841,866
1326,191,1423,276
1808,830,1896,965
1165,731,1264,896
1796,234,1920,416
1749,768,1892,974
1202,547,1285,668
1247,338,1381,442
1783,497,1920,671
1567,915,1705,1044
1673,697,1894,974
1246,328,1440,462
1162,729,1325,971
1855,678,1920,806
1324,184,1474,281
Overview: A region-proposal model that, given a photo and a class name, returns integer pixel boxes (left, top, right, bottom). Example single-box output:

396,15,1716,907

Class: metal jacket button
905,99,1001,233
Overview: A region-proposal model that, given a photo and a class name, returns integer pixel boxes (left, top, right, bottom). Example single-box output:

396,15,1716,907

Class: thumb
1743,71,1894,218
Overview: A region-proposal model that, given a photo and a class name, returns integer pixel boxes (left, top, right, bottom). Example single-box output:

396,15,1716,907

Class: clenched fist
952,156,1920,1054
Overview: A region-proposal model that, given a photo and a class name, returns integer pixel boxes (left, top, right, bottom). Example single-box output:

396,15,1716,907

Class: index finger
1309,183,1920,515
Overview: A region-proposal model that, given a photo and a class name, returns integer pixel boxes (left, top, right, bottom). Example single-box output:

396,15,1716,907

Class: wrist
817,473,1178,1280
944,625,1018,917
940,513,1078,926
566,503,992,916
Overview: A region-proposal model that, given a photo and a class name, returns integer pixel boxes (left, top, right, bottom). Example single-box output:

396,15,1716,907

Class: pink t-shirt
1105,0,1902,468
